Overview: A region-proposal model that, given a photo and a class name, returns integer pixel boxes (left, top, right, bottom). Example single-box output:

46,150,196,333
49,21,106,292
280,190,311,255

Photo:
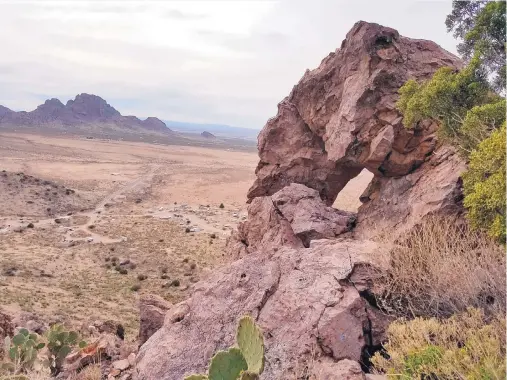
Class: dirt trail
1,163,237,243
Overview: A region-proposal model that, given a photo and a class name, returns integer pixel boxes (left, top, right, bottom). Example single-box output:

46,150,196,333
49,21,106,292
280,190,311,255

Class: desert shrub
372,308,506,379
375,216,505,319
219,203,225,209
130,284,141,292
170,279,180,287
118,268,128,275
463,124,506,242
185,316,264,380
460,99,506,152
397,56,493,144
137,274,147,281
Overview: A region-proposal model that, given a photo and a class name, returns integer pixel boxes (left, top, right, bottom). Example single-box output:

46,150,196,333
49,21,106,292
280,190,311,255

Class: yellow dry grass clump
375,216,505,318
372,308,506,379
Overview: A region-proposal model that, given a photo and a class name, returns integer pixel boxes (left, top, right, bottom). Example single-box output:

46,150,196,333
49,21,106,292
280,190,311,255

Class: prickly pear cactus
183,316,265,380
2,329,45,374
46,324,86,375
236,316,264,374
208,348,248,380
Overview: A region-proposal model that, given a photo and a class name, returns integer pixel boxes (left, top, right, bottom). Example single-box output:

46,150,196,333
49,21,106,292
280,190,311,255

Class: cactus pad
208,347,247,380
236,316,264,374
184,375,208,380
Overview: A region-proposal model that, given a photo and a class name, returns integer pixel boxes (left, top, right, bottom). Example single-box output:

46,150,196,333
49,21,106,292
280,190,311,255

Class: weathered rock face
135,240,385,380
138,294,173,346
356,146,466,235
227,183,356,256
247,21,463,228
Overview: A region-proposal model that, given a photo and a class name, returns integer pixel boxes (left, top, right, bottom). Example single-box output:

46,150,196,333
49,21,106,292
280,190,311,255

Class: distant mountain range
0,93,170,134
164,120,259,140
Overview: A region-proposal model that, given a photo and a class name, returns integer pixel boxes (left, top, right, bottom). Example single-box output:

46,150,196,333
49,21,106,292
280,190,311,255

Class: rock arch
229,21,466,254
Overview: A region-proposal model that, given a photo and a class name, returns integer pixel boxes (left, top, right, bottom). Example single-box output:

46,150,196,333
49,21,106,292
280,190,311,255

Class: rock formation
136,240,386,379
136,21,466,380
246,21,463,235
0,93,172,135
201,131,216,139
138,294,172,346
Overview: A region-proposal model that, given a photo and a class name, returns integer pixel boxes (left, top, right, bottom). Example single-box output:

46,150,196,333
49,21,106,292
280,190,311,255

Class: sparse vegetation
372,308,506,379
130,284,141,292
137,274,148,281
219,203,225,209
375,216,505,319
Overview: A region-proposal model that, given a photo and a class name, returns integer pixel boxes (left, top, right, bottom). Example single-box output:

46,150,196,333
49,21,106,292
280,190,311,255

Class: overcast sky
0,0,458,129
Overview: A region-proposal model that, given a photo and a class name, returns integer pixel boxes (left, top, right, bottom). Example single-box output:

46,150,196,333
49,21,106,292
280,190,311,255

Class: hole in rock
332,169,374,212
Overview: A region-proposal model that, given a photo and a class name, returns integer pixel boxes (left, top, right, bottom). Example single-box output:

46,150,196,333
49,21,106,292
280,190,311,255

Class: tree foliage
397,55,496,150
446,1,506,92
463,124,506,242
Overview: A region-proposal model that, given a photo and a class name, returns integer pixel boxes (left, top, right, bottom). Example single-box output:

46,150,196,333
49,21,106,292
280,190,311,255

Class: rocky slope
135,21,465,379
0,93,171,135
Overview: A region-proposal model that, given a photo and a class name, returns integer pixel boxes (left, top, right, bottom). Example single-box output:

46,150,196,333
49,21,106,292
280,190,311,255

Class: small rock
112,358,130,371
127,352,136,366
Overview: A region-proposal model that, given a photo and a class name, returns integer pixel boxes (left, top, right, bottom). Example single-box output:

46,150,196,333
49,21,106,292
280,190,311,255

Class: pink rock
246,20,462,229
135,239,384,380
138,294,172,346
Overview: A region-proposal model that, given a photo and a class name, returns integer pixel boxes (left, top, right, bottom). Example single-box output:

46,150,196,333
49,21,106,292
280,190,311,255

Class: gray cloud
0,0,458,129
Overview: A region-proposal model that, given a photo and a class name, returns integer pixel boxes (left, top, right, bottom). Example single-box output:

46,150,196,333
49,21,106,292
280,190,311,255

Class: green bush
397,55,493,143
372,308,506,379
463,124,506,242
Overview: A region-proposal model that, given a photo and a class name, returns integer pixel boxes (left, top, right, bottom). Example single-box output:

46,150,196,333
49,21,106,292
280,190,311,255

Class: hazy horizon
0,0,459,129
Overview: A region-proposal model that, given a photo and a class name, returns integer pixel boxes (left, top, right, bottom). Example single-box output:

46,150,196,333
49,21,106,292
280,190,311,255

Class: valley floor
0,133,371,339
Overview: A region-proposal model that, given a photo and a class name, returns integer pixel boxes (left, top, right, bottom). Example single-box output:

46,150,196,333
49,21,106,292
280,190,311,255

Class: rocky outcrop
227,183,356,256
138,294,172,346
356,146,466,235
135,239,386,380
247,21,463,234
0,93,172,135
135,21,467,380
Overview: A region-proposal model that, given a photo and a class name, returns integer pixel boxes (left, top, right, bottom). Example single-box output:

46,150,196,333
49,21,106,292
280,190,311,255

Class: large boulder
138,294,173,346
247,21,463,233
135,239,386,380
227,183,356,255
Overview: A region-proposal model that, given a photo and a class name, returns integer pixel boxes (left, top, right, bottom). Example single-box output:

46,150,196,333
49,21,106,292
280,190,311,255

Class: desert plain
0,132,371,339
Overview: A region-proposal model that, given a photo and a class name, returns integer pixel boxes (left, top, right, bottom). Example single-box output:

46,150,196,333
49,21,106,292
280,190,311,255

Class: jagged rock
135,239,386,380
246,21,463,234
235,195,304,254
227,183,356,255
0,309,14,357
355,146,466,235
271,183,356,246
138,294,172,345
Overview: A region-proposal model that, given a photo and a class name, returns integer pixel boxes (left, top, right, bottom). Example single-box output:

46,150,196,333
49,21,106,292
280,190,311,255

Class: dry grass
69,364,102,380
372,308,506,379
374,215,505,319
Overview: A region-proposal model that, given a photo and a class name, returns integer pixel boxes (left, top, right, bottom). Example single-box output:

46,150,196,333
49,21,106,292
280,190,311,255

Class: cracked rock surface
135,239,384,380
